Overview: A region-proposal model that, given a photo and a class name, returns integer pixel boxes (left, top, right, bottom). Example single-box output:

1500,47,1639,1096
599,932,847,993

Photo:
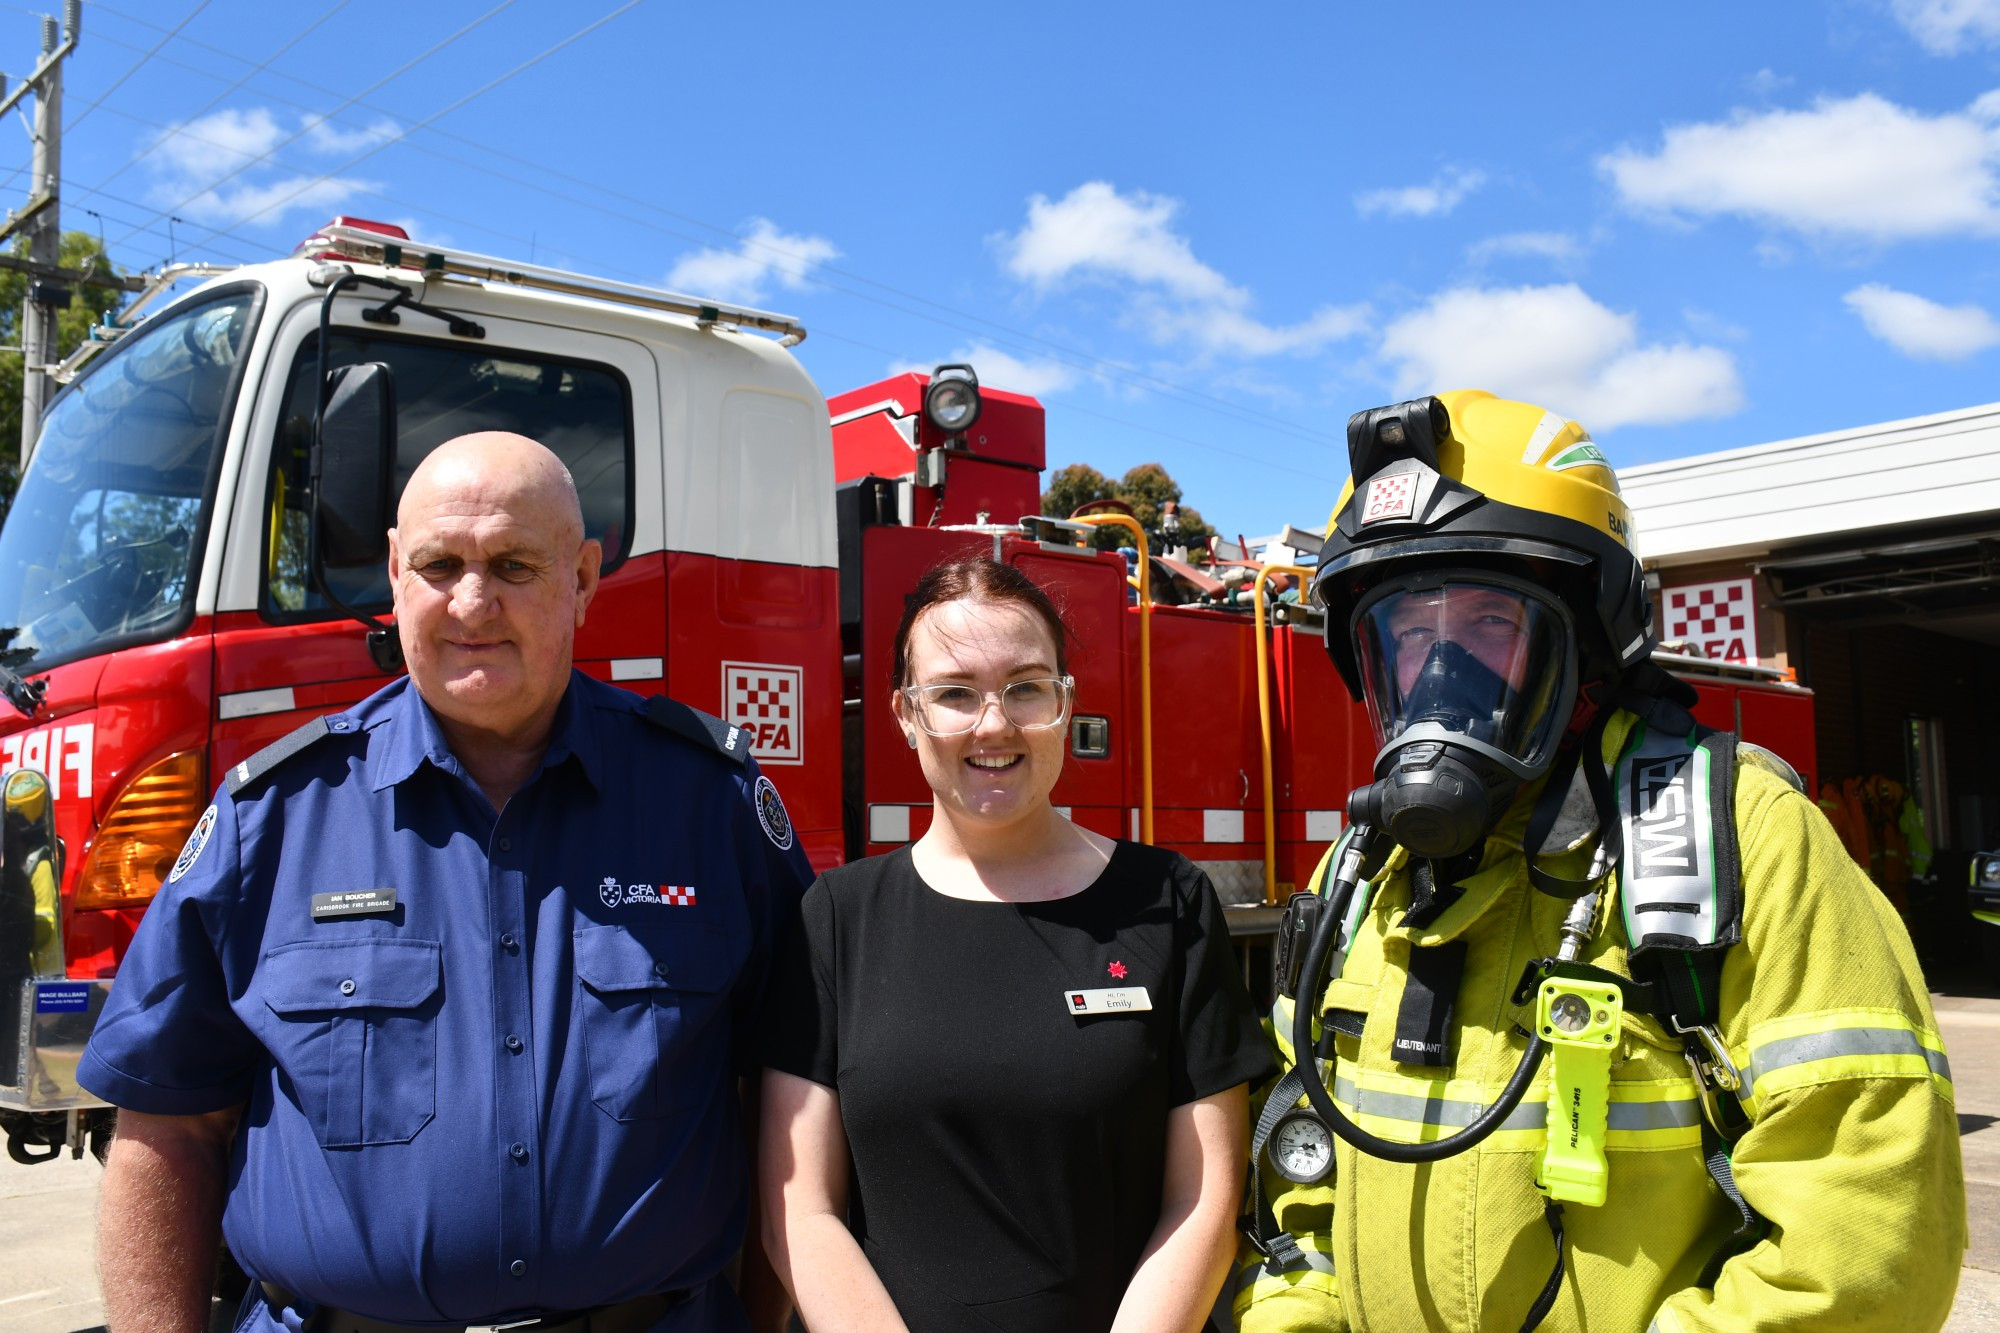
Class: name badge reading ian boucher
1064,987,1153,1016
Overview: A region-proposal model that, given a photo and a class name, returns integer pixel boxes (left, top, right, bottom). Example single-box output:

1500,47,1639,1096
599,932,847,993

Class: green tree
0,230,131,518
1040,460,1217,560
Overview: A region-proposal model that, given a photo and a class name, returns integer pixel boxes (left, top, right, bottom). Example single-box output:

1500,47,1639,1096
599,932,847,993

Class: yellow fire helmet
1309,389,1651,705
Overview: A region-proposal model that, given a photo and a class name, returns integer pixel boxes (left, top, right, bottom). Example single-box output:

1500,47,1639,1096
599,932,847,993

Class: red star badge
1108,960,1128,980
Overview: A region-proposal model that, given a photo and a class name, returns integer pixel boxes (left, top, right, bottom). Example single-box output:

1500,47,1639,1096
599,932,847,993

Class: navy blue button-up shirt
79,672,812,1325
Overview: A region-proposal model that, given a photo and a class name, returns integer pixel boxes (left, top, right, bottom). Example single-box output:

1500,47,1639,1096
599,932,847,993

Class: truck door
209,296,663,770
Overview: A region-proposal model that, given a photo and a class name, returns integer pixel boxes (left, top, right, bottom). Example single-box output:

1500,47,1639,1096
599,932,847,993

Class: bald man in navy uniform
82,433,811,1333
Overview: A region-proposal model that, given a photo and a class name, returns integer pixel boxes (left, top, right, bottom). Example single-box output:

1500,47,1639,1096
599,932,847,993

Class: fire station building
1621,400,2000,964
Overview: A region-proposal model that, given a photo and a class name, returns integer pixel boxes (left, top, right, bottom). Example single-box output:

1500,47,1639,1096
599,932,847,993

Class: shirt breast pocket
260,938,442,1148
574,922,731,1122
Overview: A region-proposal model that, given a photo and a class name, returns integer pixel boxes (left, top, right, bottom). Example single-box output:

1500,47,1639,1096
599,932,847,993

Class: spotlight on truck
924,363,981,437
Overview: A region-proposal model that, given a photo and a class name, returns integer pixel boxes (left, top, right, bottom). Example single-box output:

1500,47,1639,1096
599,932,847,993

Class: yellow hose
1076,516,1153,844
1254,565,1311,904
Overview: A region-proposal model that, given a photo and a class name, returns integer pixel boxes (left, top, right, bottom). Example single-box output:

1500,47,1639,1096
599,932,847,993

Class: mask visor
1353,576,1573,776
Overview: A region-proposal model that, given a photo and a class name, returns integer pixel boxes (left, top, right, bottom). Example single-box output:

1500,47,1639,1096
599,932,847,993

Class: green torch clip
1534,976,1623,1207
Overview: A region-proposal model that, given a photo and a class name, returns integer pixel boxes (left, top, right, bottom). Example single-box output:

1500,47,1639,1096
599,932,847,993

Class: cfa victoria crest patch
754,775,794,851
169,805,219,884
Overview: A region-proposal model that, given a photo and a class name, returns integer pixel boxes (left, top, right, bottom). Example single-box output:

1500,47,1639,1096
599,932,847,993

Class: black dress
759,840,1271,1332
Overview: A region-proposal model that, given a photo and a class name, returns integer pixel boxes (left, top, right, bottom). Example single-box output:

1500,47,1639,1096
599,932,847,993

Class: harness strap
1243,1066,1310,1264
1518,1201,1567,1333
1696,1118,1770,1287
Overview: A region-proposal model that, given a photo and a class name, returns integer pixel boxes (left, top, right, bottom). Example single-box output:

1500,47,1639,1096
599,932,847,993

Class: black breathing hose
1289,824,1551,1163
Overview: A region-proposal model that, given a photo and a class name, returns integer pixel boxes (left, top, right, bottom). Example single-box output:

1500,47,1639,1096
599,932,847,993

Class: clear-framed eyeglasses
901,675,1075,737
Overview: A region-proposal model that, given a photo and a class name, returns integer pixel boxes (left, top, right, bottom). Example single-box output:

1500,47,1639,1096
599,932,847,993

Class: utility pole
6,0,79,469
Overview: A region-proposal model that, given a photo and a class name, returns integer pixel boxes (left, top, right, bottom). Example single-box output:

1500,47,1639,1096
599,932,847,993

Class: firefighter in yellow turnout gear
1235,391,1966,1332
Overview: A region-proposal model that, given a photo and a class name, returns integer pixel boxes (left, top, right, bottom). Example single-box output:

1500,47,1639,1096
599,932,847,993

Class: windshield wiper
0,643,46,719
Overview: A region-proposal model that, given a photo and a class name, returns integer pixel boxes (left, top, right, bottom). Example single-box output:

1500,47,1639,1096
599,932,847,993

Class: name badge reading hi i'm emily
1064,986,1152,1016
312,888,398,920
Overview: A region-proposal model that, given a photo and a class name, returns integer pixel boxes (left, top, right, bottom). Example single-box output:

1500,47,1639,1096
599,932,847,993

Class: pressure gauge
1270,1111,1335,1185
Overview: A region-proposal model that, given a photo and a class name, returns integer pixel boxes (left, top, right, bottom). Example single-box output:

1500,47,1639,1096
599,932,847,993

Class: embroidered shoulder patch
169,805,219,884
754,775,794,851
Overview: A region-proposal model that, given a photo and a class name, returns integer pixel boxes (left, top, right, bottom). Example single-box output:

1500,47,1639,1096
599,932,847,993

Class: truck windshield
0,288,258,672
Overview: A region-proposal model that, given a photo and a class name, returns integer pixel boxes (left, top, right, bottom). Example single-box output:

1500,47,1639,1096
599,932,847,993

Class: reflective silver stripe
1236,1247,1336,1294
1606,1098,1701,1131
1335,1075,1545,1133
1333,1075,1698,1132
1748,1026,1951,1087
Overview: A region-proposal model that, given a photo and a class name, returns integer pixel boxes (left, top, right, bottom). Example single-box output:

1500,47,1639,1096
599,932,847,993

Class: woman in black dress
760,558,1269,1332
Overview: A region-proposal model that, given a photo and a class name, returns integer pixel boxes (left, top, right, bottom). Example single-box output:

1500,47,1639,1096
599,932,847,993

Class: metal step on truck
0,218,1821,1164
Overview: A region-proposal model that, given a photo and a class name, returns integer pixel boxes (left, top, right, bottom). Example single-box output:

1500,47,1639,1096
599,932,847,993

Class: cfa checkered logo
722,661,803,765
1360,472,1419,525
1661,578,1758,663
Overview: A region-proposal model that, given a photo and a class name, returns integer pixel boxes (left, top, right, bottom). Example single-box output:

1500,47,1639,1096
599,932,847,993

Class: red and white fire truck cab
0,219,847,1158
0,218,1819,1163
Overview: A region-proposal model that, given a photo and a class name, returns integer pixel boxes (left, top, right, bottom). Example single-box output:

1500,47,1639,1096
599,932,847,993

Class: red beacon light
296,215,412,261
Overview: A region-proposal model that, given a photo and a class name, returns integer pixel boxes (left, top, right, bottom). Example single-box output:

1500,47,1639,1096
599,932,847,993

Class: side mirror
312,361,396,569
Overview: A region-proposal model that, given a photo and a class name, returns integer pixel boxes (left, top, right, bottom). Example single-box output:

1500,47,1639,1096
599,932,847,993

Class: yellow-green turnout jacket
1236,708,1967,1332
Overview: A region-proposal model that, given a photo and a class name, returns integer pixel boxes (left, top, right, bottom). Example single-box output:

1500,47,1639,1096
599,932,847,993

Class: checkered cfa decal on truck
1660,578,1759,663
722,661,803,764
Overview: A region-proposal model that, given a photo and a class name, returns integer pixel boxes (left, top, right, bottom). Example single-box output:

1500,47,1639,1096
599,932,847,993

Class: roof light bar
296,223,808,346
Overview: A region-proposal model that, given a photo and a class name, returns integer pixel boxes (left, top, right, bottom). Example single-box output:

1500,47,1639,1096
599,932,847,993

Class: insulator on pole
63,0,79,40
39,13,55,55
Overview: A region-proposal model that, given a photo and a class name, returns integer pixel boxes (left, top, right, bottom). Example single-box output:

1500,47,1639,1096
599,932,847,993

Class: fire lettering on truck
722,662,803,765
0,721,93,799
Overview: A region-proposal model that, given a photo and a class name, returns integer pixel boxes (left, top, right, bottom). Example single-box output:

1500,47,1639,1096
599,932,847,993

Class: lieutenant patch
168,805,218,884
754,775,794,850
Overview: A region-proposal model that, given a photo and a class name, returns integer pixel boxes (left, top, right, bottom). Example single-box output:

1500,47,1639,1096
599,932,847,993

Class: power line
76,1,1343,450
56,4,1342,458
168,0,641,254
63,0,208,136
75,0,352,202
108,0,517,250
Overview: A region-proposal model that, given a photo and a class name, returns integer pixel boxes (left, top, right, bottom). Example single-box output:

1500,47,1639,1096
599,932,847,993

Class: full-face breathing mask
1344,572,1578,859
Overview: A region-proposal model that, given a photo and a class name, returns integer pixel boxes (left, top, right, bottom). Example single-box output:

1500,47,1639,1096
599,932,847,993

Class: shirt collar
365,671,604,795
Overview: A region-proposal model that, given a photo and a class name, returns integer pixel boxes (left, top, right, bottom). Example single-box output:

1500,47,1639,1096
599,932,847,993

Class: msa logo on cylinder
1630,755,1697,879
722,661,803,765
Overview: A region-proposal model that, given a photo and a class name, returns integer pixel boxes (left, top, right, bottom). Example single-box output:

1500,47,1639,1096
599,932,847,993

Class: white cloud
303,114,400,155
664,218,838,306
1376,284,1744,430
1466,230,1585,268
1843,283,2000,358
997,181,1367,358
890,344,1079,398
1600,91,2000,242
1355,168,1486,219
144,106,386,230
1746,68,1794,97
1891,0,2000,53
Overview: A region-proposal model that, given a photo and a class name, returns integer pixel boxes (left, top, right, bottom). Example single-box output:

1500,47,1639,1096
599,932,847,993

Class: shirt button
500,932,517,951
653,962,670,980
509,1141,528,1162
509,1260,527,1278
338,979,356,997
329,719,350,731
505,1034,523,1053
497,837,512,852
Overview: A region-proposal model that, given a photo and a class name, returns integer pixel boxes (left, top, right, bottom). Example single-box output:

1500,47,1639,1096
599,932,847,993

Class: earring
906,731,918,749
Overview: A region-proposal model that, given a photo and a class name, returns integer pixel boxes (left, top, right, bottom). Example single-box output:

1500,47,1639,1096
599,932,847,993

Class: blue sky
20,0,2000,539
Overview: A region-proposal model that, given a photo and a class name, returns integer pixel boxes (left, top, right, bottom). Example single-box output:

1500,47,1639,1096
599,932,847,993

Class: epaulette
225,716,336,797
642,696,750,767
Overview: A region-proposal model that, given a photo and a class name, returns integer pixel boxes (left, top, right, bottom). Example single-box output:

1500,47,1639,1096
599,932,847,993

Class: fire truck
0,218,1818,1164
